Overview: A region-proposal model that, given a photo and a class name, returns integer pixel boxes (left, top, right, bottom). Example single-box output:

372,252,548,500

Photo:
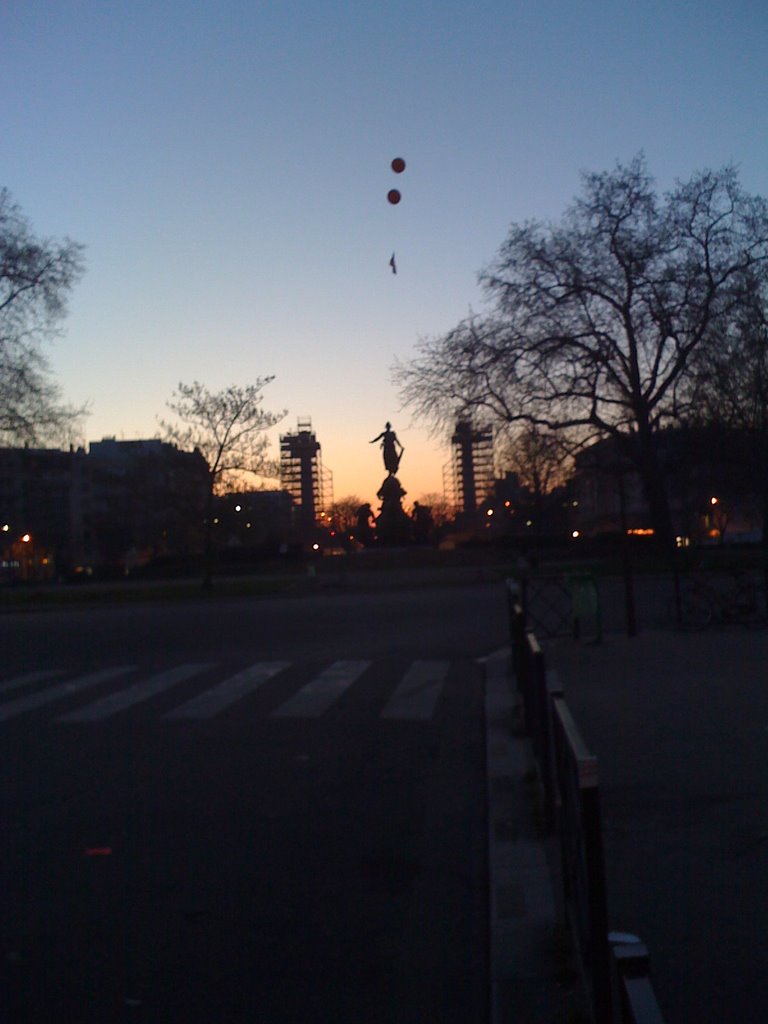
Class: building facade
570,428,764,544
0,439,209,579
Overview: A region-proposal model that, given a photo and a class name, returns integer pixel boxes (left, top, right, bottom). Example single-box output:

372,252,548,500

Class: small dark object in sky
387,189,401,205
389,253,397,274
391,157,406,173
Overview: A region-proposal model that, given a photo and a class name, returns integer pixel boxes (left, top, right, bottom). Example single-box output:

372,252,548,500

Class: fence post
552,696,612,1023
609,935,667,1023
541,668,563,834
506,580,530,702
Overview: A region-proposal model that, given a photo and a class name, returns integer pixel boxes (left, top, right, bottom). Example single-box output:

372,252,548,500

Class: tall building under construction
444,420,494,519
279,419,332,542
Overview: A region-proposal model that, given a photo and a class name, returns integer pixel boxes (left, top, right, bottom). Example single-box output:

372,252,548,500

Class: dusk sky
3,1,766,507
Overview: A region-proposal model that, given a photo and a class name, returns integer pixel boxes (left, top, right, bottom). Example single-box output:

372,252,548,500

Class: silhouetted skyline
2,1,766,504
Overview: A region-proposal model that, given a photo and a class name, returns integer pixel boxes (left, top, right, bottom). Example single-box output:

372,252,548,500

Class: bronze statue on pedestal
370,422,411,545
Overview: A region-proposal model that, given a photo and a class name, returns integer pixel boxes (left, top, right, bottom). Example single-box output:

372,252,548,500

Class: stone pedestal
375,475,412,546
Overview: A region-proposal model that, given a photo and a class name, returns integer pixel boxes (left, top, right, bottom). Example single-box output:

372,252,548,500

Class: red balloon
387,189,401,205
391,157,406,173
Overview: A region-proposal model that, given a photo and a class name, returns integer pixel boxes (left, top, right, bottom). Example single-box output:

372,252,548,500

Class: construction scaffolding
445,420,494,518
279,419,332,541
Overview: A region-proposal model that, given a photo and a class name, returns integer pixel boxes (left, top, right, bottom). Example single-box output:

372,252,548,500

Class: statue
370,422,404,476
355,502,376,547
371,421,411,545
411,501,434,545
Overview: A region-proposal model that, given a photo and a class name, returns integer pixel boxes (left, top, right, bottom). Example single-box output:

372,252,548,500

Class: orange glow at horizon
316,429,449,511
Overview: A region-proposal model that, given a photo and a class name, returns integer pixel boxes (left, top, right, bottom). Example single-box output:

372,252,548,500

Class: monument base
375,475,412,546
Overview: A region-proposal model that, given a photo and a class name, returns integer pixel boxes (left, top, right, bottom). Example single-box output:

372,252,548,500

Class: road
0,583,507,1023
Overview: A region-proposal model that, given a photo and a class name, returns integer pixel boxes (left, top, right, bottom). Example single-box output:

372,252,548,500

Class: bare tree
395,157,768,549
329,495,364,533
0,188,86,444
413,492,455,528
498,425,570,503
688,273,768,546
689,275,768,434
160,379,286,586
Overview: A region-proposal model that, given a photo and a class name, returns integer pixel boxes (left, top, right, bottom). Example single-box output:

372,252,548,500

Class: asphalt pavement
13,567,760,1020
0,582,563,1023
546,625,768,1023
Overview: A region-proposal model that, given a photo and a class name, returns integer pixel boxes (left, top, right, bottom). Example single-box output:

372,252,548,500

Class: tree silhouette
0,188,85,444
329,495,364,534
688,274,768,549
160,379,286,587
396,157,768,549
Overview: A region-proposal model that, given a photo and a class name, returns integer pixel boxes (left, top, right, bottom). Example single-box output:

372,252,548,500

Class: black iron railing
507,579,666,1024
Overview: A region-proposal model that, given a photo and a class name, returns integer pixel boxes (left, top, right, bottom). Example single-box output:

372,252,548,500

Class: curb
483,647,560,1023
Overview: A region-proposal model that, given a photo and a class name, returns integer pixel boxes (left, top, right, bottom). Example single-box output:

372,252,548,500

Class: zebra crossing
270,660,370,719
164,662,289,721
0,667,136,723
0,658,459,726
57,664,213,723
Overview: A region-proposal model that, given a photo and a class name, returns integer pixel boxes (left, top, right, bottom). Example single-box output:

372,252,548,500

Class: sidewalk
545,627,768,1023
483,649,579,1023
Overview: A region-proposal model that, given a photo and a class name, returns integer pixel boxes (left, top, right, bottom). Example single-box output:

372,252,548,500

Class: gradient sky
2,1,766,507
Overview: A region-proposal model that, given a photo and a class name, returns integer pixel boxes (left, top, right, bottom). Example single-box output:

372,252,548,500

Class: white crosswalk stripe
0,667,136,723
1,659,458,725
380,660,450,720
270,660,371,718
56,664,211,722
163,662,290,720
0,670,63,696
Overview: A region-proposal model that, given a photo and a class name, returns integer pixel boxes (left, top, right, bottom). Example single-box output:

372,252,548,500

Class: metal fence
516,572,603,642
507,579,666,1024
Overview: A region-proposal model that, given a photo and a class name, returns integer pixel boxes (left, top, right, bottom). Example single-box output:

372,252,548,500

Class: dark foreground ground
0,583,505,1023
547,627,768,1023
